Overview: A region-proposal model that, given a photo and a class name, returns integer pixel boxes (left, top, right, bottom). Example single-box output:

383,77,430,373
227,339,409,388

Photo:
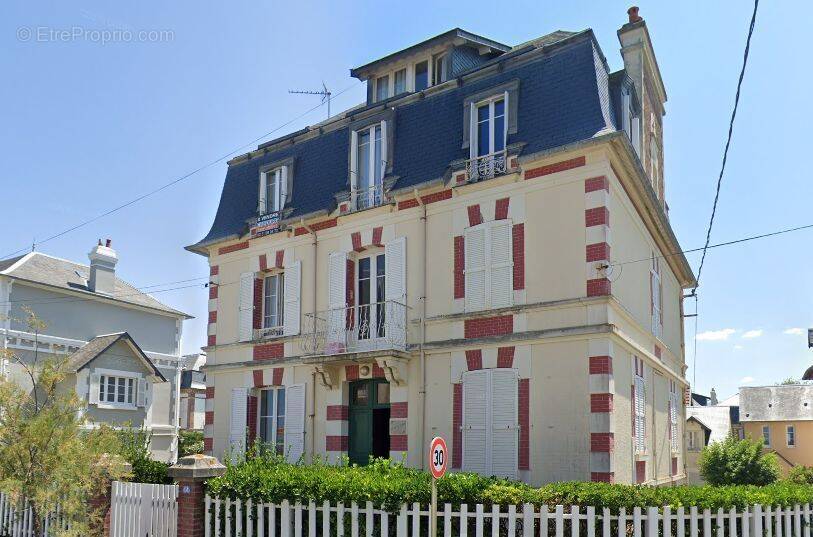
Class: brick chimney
88,239,118,295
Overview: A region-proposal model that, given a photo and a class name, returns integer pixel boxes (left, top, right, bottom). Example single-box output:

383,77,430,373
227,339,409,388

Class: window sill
95,402,138,411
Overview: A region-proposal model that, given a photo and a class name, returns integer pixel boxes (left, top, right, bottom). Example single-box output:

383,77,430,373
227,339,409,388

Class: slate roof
65,332,166,380
190,30,620,252
0,252,190,318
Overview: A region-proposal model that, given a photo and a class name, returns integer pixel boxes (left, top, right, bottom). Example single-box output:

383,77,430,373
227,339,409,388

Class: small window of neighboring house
259,166,288,216
787,425,796,447
375,74,390,102
650,254,662,338
414,61,429,91
464,220,513,312
462,368,519,479
258,387,286,455
89,371,146,409
432,53,448,86
394,69,407,95
762,425,771,447
633,362,646,454
351,121,387,210
263,273,285,332
687,430,699,451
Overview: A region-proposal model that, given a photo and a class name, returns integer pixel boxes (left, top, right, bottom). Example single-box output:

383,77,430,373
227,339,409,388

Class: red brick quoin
464,315,513,338
524,156,586,180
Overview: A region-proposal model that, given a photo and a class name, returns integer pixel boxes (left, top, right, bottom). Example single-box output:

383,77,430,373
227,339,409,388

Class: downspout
172,319,184,463
414,189,428,468
301,218,318,461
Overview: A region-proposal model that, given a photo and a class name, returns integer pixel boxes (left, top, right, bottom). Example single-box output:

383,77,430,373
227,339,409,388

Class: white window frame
257,386,286,455
471,93,508,160
432,52,448,86
350,121,387,210
95,368,141,409
634,369,646,454
762,425,771,447
263,272,285,333
687,430,700,451
464,219,514,312
356,252,386,342
787,425,796,448
259,166,286,215
413,59,430,92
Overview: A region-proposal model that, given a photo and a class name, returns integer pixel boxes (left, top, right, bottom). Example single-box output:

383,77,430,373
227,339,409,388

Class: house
684,390,741,484
740,384,813,473
187,8,695,485
0,241,191,462
179,354,207,430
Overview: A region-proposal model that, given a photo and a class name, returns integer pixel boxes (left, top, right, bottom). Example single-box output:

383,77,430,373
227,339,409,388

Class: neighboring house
0,241,191,462
187,8,695,485
740,384,813,473
684,391,741,484
180,354,207,430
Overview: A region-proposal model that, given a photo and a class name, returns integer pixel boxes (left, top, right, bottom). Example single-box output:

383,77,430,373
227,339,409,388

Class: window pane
376,75,389,102
494,100,505,152
477,105,490,157
373,125,383,185
377,383,390,404
107,377,115,401
265,171,279,213
433,54,447,85
128,378,134,404
275,389,285,455
394,69,406,94
117,377,126,403
99,376,105,401
353,383,369,405
414,61,428,91
357,132,370,189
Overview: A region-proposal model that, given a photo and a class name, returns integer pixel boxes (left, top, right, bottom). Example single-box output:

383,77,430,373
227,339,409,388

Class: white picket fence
110,481,178,537
0,492,71,536
203,497,813,537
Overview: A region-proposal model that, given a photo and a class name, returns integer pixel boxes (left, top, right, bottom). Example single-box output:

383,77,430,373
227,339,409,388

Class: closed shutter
88,372,100,404
462,369,488,475
283,260,301,336
489,220,513,309
136,378,147,408
631,115,641,156
385,237,406,347
229,387,249,461
634,375,646,453
490,369,518,479
327,252,348,352
238,272,255,342
464,227,487,311
284,384,306,463
670,392,679,452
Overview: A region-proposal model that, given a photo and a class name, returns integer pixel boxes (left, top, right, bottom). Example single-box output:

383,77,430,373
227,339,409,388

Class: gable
88,339,156,377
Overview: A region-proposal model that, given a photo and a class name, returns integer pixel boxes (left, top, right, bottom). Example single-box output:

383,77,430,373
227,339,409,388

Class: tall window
474,97,506,158
464,220,513,312
394,69,407,95
414,61,428,91
432,53,448,86
650,254,662,338
261,167,285,215
762,425,771,447
99,375,135,405
352,123,385,209
687,430,700,451
258,387,286,455
787,425,796,447
634,362,646,453
375,75,390,102
358,254,385,340
264,274,284,329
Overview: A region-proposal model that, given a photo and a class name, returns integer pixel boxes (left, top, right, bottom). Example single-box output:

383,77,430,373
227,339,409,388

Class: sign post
428,437,447,537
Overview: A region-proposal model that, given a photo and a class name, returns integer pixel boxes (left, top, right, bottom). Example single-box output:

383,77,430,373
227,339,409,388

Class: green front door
348,379,390,465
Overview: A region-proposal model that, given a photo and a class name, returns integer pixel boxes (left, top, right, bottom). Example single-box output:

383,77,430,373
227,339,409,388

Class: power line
0,81,363,261
694,0,760,291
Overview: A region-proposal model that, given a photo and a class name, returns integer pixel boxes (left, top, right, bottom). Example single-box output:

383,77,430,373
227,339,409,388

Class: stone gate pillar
168,454,226,537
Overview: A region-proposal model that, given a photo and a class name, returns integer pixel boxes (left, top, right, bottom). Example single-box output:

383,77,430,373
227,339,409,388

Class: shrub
117,427,171,484
206,454,813,512
788,466,813,485
698,437,780,486
179,430,205,457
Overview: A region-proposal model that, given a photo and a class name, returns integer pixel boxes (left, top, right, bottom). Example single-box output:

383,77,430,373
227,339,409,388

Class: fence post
169,454,227,537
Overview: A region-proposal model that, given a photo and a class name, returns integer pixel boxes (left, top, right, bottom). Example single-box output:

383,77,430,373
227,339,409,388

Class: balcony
351,184,385,211
466,150,507,182
255,325,284,340
302,300,407,356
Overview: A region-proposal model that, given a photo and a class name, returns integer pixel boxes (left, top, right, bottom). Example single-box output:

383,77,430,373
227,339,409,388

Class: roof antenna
288,82,332,119
31,238,36,252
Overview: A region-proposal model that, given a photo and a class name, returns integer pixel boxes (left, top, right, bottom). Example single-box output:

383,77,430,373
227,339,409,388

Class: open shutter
238,272,255,342
384,237,407,349
326,252,348,353
229,387,249,461
462,369,488,475
379,120,388,178
88,373,100,404
350,130,359,192
464,226,487,311
258,171,266,213
284,384,306,463
489,220,513,309
283,260,301,336
469,103,477,162
280,165,290,208
136,378,147,408
631,115,641,156
490,369,518,479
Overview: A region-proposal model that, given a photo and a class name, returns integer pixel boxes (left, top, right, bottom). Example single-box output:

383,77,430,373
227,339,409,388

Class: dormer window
467,93,507,180
351,122,387,210
621,86,641,157
375,74,390,102
432,53,448,85
258,160,293,217
394,69,407,94
414,61,429,91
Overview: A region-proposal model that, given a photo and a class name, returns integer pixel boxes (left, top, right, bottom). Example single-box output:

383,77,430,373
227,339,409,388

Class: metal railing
302,300,407,355
466,150,507,181
255,325,284,340
352,184,385,211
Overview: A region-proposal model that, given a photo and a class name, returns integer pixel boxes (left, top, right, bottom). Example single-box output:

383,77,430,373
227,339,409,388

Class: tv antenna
288,82,332,119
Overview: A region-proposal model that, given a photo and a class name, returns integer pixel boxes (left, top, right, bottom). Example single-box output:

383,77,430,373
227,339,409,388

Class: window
263,273,285,330
687,430,700,451
351,122,386,209
375,74,390,102
787,425,796,447
414,61,428,91
650,254,662,338
258,388,286,455
357,254,386,340
474,96,506,158
621,86,639,156
99,374,136,405
394,69,407,95
462,368,518,479
432,53,448,86
464,220,513,312
633,362,646,454
762,425,771,447
259,167,286,215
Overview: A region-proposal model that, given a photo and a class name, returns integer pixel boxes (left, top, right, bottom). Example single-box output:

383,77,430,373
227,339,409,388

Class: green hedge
206,454,813,512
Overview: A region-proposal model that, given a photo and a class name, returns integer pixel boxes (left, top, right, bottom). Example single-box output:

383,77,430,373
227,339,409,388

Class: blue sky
2,1,811,399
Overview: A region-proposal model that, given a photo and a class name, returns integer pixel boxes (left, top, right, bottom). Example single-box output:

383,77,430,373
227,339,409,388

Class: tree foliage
179,429,204,457
698,436,779,486
117,427,171,484
0,308,127,536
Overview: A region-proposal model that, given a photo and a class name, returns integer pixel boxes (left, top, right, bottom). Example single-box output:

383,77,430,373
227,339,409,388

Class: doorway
348,379,390,465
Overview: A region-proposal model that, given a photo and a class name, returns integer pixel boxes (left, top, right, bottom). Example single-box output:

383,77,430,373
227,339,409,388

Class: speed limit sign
429,436,447,479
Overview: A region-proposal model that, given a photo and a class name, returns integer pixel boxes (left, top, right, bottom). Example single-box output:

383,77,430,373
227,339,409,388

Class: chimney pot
627,6,641,23
106,239,112,247
98,239,102,246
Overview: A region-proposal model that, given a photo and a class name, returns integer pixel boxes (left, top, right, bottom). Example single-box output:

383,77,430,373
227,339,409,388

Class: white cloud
734,345,744,350
784,328,806,336
740,376,755,384
696,328,736,341
742,329,763,339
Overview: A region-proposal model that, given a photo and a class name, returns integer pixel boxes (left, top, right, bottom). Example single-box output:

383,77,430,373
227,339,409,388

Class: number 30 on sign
429,436,447,479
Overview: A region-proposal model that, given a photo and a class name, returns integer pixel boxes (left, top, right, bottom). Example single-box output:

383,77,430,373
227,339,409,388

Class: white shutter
229,387,249,461
489,220,513,309
469,102,477,161
632,116,641,157
327,252,348,353
88,373,100,404
384,237,407,349
258,171,267,213
284,383,306,463
464,226,487,312
283,260,301,336
462,369,488,475
238,272,255,342
136,378,147,408
379,120,388,178
279,166,289,208
350,130,359,191
634,375,646,453
490,369,518,479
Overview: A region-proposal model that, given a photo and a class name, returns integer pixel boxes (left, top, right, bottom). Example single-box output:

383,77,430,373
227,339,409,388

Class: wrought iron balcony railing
302,300,407,356
352,184,385,211
466,150,507,182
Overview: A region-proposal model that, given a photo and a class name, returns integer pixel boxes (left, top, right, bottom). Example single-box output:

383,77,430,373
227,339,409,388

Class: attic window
432,53,448,85
375,75,390,102
414,61,429,91
258,159,294,217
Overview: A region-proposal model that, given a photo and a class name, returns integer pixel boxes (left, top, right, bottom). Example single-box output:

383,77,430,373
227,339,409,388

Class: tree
0,308,127,536
778,377,800,385
698,436,779,486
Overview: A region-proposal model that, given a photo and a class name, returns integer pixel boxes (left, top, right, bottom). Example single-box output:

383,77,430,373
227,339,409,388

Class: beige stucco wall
743,421,813,471
685,419,706,484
